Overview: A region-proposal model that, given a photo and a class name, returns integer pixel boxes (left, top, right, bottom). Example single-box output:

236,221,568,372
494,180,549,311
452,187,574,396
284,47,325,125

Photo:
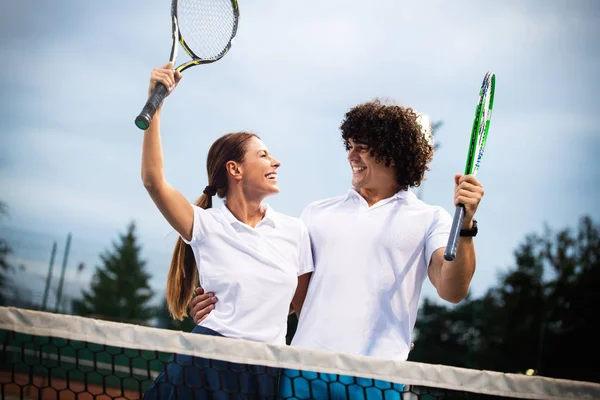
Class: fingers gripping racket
134,0,240,130
444,71,496,262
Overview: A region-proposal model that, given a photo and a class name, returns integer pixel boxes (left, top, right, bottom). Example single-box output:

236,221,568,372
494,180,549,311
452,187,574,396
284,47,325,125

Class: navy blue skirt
143,325,279,399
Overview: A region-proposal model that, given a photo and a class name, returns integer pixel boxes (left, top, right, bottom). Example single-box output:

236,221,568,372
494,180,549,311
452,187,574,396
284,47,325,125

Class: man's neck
225,196,266,228
358,184,402,207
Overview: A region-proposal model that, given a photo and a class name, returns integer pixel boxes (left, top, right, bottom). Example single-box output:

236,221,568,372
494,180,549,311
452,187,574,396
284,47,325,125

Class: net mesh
177,0,237,60
1,307,598,400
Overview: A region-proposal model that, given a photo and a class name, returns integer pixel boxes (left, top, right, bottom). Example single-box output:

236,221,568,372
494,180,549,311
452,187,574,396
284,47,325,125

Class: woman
142,63,313,399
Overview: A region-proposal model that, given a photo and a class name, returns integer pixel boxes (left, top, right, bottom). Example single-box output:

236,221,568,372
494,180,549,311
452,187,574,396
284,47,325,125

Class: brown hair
166,131,259,320
340,99,434,191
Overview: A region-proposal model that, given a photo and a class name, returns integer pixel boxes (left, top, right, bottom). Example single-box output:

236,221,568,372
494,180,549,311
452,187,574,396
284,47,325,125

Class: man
188,99,484,398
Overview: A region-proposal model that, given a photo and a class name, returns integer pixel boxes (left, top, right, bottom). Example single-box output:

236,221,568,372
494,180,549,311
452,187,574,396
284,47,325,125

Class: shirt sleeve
299,203,313,226
180,205,211,246
297,219,315,276
425,206,453,265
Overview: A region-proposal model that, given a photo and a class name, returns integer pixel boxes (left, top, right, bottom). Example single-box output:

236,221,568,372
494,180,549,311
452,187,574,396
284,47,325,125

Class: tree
73,222,155,325
411,215,600,383
409,298,475,367
479,216,600,381
533,216,600,382
0,201,13,305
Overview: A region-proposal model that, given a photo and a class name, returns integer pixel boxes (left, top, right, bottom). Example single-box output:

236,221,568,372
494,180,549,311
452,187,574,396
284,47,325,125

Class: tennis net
1,306,598,400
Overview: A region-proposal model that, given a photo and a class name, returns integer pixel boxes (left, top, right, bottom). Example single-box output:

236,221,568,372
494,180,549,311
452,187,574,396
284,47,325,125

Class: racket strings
178,0,237,60
473,75,494,174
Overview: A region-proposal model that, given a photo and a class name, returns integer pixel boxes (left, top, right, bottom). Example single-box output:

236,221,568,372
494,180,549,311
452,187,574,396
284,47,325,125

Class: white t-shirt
183,203,314,345
291,189,451,360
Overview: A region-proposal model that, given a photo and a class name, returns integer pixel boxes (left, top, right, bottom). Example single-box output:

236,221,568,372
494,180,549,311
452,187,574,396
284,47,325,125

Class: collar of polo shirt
220,202,277,228
344,187,415,207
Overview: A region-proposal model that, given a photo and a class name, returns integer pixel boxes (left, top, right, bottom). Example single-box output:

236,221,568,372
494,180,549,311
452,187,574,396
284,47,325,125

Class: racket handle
134,83,169,130
444,205,465,262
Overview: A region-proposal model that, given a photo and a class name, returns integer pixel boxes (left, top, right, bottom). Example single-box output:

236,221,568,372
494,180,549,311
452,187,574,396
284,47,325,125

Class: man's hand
188,287,218,324
453,174,484,229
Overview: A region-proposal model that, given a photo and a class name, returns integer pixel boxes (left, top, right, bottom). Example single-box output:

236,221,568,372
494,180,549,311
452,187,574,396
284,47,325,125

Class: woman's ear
226,161,242,180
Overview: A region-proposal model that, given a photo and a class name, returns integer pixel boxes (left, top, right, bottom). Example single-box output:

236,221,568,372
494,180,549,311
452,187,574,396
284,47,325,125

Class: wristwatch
459,219,478,237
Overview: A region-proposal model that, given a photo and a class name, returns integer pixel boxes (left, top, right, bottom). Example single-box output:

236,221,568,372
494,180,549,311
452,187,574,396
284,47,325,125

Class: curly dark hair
340,99,434,191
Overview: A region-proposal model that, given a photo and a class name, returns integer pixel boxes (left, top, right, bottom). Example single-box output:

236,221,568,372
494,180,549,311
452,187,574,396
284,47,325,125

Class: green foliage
411,215,600,383
0,201,13,305
73,222,155,325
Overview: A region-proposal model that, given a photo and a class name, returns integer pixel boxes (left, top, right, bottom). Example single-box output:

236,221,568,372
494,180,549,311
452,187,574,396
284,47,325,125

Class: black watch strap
459,219,478,237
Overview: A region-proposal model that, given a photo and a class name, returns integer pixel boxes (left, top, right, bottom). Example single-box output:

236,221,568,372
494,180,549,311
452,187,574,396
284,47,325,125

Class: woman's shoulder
191,204,223,215
189,204,228,226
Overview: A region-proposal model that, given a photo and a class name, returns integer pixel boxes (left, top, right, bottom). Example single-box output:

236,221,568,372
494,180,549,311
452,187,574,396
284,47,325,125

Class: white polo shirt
183,203,314,345
291,188,451,360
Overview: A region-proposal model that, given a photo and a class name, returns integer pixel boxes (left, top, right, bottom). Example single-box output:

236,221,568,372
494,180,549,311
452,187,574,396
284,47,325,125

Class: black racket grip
135,83,169,130
444,205,465,261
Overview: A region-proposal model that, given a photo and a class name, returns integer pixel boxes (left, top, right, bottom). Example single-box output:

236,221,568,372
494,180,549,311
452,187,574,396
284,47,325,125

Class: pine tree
73,221,155,325
0,201,13,305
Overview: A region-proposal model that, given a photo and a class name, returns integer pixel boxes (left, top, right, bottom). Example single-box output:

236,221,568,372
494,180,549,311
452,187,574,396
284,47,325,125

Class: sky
1,0,599,307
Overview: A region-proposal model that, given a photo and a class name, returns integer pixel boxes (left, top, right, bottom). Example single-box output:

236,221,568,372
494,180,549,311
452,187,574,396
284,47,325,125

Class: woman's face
238,137,281,198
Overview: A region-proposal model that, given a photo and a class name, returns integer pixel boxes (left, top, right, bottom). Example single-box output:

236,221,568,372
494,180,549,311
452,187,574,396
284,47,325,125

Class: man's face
346,138,398,192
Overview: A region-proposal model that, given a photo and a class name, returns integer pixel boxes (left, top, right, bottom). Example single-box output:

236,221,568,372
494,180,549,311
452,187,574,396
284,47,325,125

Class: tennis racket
134,0,240,130
444,71,496,262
